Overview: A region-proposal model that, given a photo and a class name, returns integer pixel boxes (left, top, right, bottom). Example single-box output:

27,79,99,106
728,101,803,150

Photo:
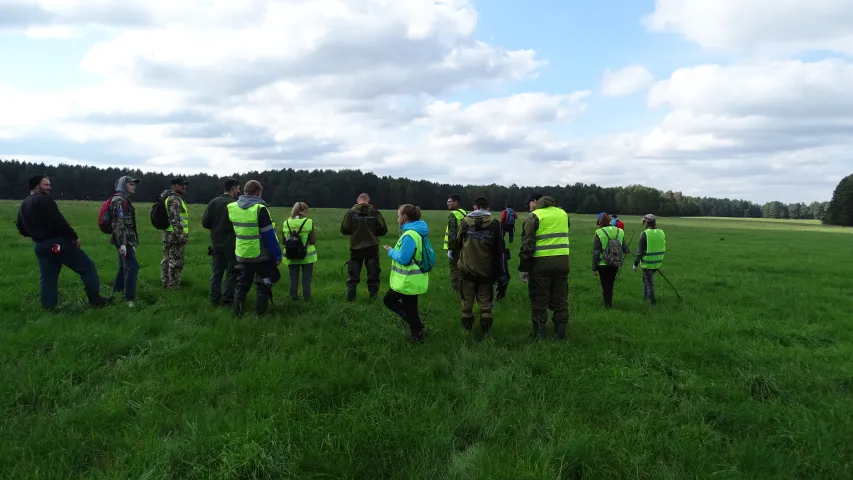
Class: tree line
0,159,844,224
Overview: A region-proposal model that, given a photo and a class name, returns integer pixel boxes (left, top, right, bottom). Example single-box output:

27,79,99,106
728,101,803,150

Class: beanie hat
28,174,46,190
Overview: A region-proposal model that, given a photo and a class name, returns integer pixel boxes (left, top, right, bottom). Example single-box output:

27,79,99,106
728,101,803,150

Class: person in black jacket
16,175,112,310
201,178,240,305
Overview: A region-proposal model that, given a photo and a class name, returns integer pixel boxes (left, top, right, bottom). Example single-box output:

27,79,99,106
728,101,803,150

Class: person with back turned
592,212,630,309
340,193,388,301
202,178,240,306
633,214,666,305
453,196,507,337
228,180,282,316
518,193,571,340
16,175,113,310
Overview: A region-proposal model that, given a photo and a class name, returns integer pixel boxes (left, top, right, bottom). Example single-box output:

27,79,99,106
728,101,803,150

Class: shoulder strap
295,218,308,235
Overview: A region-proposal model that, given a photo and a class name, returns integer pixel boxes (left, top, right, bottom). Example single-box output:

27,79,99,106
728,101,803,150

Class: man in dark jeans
16,174,112,310
202,178,241,306
340,193,388,301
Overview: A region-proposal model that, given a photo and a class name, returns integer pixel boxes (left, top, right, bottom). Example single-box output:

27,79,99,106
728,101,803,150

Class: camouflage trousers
161,242,185,288
460,278,493,331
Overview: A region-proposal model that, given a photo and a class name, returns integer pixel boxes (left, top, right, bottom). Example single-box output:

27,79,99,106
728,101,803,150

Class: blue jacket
387,220,429,265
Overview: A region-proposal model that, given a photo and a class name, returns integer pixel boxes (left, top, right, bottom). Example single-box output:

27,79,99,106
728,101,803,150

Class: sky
1,0,852,203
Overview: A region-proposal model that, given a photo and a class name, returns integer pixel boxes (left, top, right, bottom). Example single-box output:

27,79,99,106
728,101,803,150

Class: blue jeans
114,245,139,301
34,238,101,309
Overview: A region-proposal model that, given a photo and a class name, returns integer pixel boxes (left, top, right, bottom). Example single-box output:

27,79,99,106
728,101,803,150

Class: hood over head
115,176,139,200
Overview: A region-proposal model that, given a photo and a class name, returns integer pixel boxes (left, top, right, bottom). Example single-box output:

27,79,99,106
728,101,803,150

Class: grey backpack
601,229,624,268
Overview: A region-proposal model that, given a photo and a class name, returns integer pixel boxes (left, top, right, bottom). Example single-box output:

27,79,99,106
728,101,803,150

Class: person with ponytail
282,201,317,301
382,204,430,343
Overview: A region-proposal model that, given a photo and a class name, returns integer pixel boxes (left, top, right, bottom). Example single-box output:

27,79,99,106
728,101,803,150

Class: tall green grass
1,200,852,478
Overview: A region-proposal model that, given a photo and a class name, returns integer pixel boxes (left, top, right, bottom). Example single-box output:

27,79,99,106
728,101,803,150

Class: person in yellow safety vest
633,213,665,305
444,193,467,294
518,193,571,340
160,177,190,289
592,212,630,309
383,204,430,343
282,201,317,301
227,180,283,316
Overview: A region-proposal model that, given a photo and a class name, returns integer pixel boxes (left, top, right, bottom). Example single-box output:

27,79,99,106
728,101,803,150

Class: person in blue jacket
383,204,430,342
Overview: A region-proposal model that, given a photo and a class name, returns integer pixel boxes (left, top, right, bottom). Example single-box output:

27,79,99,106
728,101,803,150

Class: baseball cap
126,176,140,184
170,177,190,186
527,193,543,203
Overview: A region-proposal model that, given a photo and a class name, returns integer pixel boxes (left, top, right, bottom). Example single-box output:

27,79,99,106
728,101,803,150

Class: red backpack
98,194,120,234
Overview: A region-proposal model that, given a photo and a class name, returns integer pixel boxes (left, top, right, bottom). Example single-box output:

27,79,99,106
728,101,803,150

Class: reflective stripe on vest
443,209,467,250
165,196,189,234
532,206,570,257
227,202,269,262
595,226,624,265
640,228,666,269
283,217,318,265
390,230,429,295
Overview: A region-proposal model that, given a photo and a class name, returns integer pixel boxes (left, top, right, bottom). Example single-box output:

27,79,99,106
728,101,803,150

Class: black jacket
201,194,237,252
16,194,79,243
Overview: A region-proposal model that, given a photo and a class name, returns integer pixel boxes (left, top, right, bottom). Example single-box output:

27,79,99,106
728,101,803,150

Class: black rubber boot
554,322,567,341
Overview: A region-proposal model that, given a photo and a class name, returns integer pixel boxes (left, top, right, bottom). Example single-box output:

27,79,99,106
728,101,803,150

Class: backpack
283,219,309,260
411,233,436,273
150,195,171,230
600,228,624,268
505,208,515,225
97,195,119,234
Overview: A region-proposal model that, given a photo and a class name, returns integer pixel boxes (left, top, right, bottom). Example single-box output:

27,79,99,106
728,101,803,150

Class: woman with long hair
282,201,317,301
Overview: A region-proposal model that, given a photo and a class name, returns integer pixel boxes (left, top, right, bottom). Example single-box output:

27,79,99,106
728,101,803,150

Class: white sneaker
126,301,135,308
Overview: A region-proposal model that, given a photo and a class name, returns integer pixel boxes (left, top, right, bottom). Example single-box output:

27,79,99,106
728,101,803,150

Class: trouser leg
460,278,475,330
288,264,300,299
302,263,313,300
210,251,225,302
476,282,493,332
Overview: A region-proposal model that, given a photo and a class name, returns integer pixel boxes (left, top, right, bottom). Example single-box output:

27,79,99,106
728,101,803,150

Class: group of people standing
15,174,667,342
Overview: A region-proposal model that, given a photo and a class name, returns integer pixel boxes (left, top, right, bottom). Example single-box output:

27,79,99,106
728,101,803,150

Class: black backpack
284,218,309,260
150,195,171,230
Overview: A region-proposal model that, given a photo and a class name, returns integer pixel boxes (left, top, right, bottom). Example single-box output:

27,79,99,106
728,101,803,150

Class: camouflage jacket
160,189,188,244
109,194,139,247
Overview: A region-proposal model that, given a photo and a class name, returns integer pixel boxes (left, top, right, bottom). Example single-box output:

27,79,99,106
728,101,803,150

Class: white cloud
643,0,853,56
601,65,654,97
1,0,852,204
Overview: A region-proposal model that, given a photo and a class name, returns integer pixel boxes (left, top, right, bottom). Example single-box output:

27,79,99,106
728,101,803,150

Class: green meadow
1,200,852,479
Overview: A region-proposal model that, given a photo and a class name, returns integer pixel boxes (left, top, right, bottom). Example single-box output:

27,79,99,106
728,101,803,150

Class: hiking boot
346,287,356,302
89,295,114,308
649,297,657,306
461,319,473,331
369,290,378,301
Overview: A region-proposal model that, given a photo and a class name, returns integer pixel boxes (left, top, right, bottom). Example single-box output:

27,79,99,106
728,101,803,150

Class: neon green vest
532,206,570,257
227,202,269,262
165,196,189,234
283,217,317,265
640,229,666,270
443,209,467,250
390,230,429,295
595,225,624,266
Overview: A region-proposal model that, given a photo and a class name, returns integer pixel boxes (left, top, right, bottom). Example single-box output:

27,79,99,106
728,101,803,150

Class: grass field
2,199,853,479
